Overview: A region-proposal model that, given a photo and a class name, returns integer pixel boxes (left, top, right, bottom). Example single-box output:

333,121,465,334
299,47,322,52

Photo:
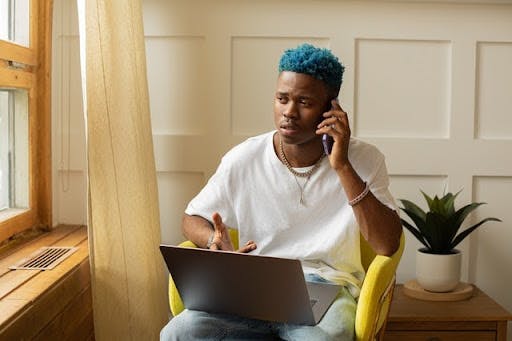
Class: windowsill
0,208,29,222
0,225,93,339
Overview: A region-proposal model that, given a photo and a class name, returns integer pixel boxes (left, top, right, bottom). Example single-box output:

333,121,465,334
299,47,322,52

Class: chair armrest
168,240,197,316
355,233,404,341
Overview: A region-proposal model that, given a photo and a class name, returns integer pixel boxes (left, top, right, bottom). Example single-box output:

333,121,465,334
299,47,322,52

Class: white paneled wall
472,177,512,313
53,0,512,336
476,42,512,139
355,39,451,138
145,36,207,135
157,172,205,244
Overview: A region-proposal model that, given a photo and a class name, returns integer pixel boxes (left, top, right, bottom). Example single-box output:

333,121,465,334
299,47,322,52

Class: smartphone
322,133,334,155
322,98,337,155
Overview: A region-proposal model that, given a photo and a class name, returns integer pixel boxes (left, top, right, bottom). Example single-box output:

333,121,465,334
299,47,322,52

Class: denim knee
160,310,226,341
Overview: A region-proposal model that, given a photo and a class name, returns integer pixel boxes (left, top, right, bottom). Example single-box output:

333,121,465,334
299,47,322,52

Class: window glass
0,91,8,210
0,88,29,211
0,0,30,47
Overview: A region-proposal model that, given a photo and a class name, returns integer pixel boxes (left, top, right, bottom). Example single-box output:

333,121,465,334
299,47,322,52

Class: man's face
274,71,331,146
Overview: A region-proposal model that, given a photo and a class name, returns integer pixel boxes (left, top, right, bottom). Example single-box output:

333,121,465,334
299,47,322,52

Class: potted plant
399,190,501,292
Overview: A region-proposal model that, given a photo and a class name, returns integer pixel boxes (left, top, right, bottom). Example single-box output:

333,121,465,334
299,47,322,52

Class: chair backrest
355,232,405,341
229,229,239,250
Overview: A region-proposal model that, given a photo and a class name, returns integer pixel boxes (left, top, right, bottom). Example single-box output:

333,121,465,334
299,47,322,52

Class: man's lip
280,122,299,130
279,125,300,136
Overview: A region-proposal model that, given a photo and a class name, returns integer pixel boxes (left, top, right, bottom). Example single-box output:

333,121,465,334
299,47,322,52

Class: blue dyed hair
278,43,345,96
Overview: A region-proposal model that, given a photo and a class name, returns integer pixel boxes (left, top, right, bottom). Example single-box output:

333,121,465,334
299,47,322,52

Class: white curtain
77,0,168,339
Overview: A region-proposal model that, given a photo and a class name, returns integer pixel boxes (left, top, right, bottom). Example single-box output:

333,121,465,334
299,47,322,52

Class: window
0,0,52,242
0,89,29,211
0,0,30,47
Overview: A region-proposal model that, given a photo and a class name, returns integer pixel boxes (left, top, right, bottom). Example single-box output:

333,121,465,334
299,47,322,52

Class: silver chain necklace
279,138,325,205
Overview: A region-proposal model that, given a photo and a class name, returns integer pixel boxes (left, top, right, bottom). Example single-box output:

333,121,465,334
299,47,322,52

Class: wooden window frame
0,0,52,243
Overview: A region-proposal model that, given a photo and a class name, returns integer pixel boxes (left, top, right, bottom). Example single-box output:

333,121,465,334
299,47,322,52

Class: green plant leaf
399,199,433,247
421,191,433,210
442,191,461,216
400,218,431,249
445,202,483,244
425,211,452,253
450,217,502,249
399,199,426,222
399,207,428,241
452,202,485,230
425,191,459,216
431,195,442,213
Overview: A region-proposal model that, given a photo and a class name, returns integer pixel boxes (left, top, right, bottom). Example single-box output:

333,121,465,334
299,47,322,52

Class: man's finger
212,212,223,231
237,241,257,253
331,99,341,110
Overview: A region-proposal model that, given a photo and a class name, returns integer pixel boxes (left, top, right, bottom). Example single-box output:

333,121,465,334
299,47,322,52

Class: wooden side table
385,284,512,341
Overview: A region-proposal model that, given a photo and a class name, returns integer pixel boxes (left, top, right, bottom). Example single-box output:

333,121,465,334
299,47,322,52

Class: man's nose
282,101,298,119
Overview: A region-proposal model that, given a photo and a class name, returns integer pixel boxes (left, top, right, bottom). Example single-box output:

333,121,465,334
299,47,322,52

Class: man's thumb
212,212,223,230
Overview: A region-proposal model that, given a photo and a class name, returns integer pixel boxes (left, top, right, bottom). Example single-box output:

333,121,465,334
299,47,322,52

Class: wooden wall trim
35,0,54,229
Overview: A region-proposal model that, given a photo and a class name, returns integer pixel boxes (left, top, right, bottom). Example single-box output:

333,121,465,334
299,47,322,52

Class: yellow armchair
355,233,405,340
168,231,404,341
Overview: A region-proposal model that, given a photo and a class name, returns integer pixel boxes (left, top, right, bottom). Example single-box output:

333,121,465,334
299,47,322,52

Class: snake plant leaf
422,191,459,217
442,191,460,216
442,203,478,246
421,191,434,209
425,211,452,253
450,217,502,249
398,199,426,227
400,218,431,249
429,195,443,214
399,199,432,244
450,202,486,234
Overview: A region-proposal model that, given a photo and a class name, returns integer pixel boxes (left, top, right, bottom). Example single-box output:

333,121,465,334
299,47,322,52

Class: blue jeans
160,275,356,341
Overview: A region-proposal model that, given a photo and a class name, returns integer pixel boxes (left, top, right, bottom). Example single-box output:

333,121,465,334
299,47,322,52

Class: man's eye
277,97,287,103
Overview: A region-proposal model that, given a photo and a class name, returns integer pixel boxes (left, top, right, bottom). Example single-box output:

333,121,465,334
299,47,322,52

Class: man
161,43,402,340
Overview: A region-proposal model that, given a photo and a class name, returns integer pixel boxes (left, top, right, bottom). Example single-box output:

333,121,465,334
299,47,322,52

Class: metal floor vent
9,246,78,270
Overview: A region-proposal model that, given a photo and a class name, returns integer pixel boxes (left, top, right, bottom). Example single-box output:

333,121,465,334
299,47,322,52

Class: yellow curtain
78,0,168,339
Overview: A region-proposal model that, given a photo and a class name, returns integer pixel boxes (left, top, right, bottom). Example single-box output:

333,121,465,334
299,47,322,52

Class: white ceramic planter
416,248,461,292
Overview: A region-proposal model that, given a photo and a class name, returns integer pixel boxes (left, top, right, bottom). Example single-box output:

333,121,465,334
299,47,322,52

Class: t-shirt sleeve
367,155,397,211
184,156,238,229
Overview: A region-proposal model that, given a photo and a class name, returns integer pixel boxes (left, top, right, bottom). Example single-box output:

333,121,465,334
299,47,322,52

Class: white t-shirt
185,131,396,297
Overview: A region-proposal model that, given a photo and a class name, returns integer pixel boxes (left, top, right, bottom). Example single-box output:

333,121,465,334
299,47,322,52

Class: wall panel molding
470,176,512,325
145,36,206,135
354,38,452,138
475,41,512,139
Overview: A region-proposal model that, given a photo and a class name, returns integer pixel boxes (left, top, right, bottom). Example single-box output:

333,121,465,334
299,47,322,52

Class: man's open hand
209,212,257,253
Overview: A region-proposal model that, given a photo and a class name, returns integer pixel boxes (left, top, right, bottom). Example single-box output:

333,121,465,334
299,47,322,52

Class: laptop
159,244,341,325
